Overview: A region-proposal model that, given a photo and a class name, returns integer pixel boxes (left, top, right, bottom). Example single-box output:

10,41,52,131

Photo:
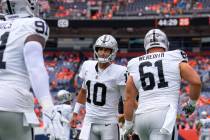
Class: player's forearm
134,100,138,110
124,76,138,121
23,41,53,109
73,89,86,114
180,62,201,101
124,98,135,121
76,89,86,104
29,68,54,109
189,83,201,100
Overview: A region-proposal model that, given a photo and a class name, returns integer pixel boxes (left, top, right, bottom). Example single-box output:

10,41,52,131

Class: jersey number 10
86,80,107,106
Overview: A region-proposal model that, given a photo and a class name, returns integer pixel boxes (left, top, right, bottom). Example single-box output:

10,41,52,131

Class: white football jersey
54,104,73,121
127,50,188,114
0,17,49,112
79,60,127,124
49,105,73,140
0,17,49,89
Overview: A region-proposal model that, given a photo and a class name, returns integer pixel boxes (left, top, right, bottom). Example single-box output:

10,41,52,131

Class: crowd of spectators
38,0,210,19
44,51,82,95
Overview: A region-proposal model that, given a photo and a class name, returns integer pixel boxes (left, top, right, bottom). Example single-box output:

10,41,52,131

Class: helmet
56,90,72,104
144,29,169,52
1,0,39,17
93,34,118,63
201,111,207,118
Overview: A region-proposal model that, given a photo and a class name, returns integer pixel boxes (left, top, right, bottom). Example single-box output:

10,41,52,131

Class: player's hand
182,99,196,116
118,114,125,123
123,120,134,140
196,121,202,132
43,107,66,140
70,113,78,128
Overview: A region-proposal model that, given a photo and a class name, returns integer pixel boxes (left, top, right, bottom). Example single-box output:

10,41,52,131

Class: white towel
23,111,40,127
160,104,177,135
79,121,91,140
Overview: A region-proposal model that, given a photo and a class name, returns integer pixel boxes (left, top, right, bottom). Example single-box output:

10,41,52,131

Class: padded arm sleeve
23,41,54,109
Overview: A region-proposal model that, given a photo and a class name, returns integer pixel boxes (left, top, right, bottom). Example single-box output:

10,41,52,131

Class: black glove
182,99,196,115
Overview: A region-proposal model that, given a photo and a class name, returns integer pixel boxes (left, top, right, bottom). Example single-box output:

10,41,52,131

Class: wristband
189,99,197,106
125,120,133,128
73,102,83,114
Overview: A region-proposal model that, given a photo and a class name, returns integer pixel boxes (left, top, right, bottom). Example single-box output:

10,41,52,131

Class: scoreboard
156,17,209,27
157,18,190,27
47,16,210,38
47,17,210,28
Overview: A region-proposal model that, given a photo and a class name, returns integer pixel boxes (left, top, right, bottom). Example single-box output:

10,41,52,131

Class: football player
70,34,127,140
0,0,65,140
52,89,73,140
124,29,201,140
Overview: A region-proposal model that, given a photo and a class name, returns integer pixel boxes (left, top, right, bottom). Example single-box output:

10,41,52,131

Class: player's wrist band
125,120,133,129
73,102,83,114
189,99,197,106
125,120,133,126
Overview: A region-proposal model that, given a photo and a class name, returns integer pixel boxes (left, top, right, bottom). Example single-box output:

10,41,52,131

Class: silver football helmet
56,90,72,104
1,0,39,17
93,34,118,63
144,29,169,52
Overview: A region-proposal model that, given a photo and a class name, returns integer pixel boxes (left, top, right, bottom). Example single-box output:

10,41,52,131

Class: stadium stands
44,51,81,95
40,0,210,19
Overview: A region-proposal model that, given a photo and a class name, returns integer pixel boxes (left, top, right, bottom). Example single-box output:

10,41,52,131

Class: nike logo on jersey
105,124,111,126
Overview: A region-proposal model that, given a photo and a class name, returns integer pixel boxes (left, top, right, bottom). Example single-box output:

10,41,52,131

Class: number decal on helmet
144,29,169,52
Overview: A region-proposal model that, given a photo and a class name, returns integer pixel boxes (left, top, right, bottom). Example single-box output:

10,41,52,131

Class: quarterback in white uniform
124,29,201,140
0,0,66,140
71,35,127,140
